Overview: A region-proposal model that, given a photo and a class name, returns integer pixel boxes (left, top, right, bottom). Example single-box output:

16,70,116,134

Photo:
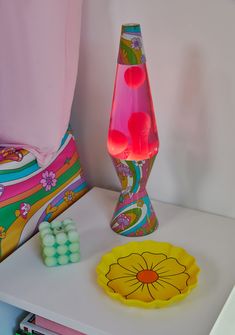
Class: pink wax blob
128,112,151,158
124,66,146,88
107,129,128,156
108,64,159,160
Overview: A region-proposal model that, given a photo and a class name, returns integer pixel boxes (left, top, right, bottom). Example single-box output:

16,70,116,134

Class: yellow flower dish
96,240,200,308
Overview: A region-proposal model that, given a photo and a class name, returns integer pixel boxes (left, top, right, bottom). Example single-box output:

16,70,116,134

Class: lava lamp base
110,157,158,237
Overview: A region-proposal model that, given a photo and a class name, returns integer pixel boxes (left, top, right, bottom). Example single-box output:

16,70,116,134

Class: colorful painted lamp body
107,24,159,237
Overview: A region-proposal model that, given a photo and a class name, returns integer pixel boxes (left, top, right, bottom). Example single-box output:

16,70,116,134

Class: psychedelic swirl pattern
118,24,146,65
111,156,158,236
0,128,88,261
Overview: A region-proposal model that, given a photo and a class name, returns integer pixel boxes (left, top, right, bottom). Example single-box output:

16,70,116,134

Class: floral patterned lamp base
111,156,158,237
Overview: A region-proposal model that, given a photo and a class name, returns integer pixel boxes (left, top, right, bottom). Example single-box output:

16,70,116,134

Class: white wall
71,0,235,219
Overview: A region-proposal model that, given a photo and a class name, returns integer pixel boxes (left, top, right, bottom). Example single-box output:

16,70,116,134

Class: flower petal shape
40,179,47,187
117,253,147,274
148,280,181,300
159,273,189,292
141,252,167,270
106,263,137,280
51,179,57,187
126,283,153,302
96,241,200,308
154,258,186,276
108,276,140,296
45,185,52,191
49,171,56,179
42,171,49,178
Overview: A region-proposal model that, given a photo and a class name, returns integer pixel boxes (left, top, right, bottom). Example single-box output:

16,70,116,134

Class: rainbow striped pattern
0,128,88,261
111,156,158,237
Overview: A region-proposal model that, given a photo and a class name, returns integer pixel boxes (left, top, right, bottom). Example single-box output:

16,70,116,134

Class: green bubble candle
39,219,80,267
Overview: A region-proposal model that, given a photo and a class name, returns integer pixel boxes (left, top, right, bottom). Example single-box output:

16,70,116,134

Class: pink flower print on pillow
40,170,57,191
15,202,31,219
19,203,31,219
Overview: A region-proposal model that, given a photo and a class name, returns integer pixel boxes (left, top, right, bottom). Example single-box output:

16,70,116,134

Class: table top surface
210,285,235,335
0,187,235,335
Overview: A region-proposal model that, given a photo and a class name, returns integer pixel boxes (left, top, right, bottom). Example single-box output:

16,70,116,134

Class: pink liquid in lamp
107,63,159,160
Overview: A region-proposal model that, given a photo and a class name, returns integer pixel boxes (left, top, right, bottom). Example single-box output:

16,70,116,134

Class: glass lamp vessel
107,24,160,237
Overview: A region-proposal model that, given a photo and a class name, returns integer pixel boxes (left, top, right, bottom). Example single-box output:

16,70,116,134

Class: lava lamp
107,24,159,237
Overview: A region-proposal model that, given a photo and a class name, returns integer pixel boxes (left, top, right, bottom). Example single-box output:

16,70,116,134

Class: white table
0,187,235,335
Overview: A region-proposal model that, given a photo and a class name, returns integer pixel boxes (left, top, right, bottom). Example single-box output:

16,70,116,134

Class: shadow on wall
169,47,211,209
71,0,117,188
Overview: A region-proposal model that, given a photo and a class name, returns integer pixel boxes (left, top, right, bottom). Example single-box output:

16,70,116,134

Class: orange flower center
137,270,159,284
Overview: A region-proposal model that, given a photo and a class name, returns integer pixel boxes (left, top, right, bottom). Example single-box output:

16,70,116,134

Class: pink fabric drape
0,0,82,166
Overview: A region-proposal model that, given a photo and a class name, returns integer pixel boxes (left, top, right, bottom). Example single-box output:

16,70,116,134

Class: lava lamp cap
121,23,141,34
118,23,146,65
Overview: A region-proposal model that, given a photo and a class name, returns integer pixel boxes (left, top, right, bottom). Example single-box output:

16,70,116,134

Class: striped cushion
0,128,88,261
